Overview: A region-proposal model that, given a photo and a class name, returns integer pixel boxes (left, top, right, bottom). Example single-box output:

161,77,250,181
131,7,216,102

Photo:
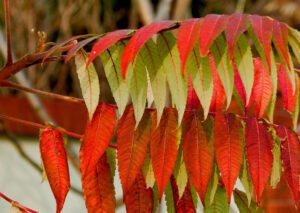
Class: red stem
4,0,12,65
0,80,84,104
0,191,38,213
0,113,118,149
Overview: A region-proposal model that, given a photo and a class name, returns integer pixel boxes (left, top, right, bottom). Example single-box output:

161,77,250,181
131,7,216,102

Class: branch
0,191,38,213
0,80,84,104
4,0,12,65
0,113,118,149
4,131,83,196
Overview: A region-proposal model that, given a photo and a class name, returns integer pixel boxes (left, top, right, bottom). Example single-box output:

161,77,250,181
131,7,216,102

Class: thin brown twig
0,113,118,149
4,0,12,65
0,191,38,213
0,80,84,104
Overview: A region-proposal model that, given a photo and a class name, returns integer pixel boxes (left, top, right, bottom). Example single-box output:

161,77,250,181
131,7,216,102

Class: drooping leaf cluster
39,14,300,212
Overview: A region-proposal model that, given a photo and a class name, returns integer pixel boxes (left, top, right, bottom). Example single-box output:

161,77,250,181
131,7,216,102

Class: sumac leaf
278,64,298,113
225,13,249,58
245,117,273,203
40,127,70,213
177,18,202,74
182,111,214,203
275,126,300,204
121,20,176,78
176,183,196,213
213,113,243,202
87,29,132,67
199,14,228,57
249,15,273,71
80,103,116,177
124,171,153,213
151,108,178,200
249,59,273,118
117,106,154,193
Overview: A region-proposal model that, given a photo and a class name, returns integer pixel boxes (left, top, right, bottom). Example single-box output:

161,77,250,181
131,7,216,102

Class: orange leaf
249,59,273,118
213,113,243,203
245,117,273,203
124,171,153,212
278,65,298,112
82,153,116,213
117,105,154,193
182,111,214,203
40,127,70,213
151,108,179,200
80,103,116,177
276,126,300,205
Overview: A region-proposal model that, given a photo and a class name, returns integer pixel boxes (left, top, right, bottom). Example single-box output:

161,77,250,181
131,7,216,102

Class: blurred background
0,0,299,212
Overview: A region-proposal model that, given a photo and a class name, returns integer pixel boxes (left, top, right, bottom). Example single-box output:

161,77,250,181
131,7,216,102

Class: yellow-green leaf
75,51,100,120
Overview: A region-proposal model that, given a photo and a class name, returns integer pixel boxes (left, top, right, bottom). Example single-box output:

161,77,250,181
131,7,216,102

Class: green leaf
101,43,129,116
204,186,229,213
126,50,148,127
234,34,254,104
142,154,156,188
157,32,187,125
165,181,176,213
153,184,159,213
211,35,234,109
205,164,219,206
292,91,300,130
288,27,300,63
106,147,117,178
240,154,253,206
270,129,281,189
190,182,198,209
233,189,263,213
266,50,278,123
139,40,166,123
75,51,100,120
173,145,188,198
188,47,213,119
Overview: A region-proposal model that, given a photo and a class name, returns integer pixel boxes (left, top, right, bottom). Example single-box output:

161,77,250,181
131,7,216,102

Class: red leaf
198,14,228,57
249,59,273,118
82,153,116,212
225,13,249,58
278,65,298,112
170,175,180,205
176,183,196,213
273,20,290,69
124,171,153,212
177,18,202,74
213,113,243,203
121,21,176,78
80,103,116,177
210,54,226,111
245,117,273,203
234,64,247,106
249,15,273,71
117,105,154,193
151,108,179,200
40,127,70,213
87,29,132,67
275,126,300,204
182,111,214,203
187,75,200,110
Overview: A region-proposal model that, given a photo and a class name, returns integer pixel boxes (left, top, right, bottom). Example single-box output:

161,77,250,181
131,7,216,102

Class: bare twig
4,0,12,65
0,191,38,213
0,80,84,104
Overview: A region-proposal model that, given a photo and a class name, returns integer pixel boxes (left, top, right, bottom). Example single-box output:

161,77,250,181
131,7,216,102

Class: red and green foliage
1,11,300,212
